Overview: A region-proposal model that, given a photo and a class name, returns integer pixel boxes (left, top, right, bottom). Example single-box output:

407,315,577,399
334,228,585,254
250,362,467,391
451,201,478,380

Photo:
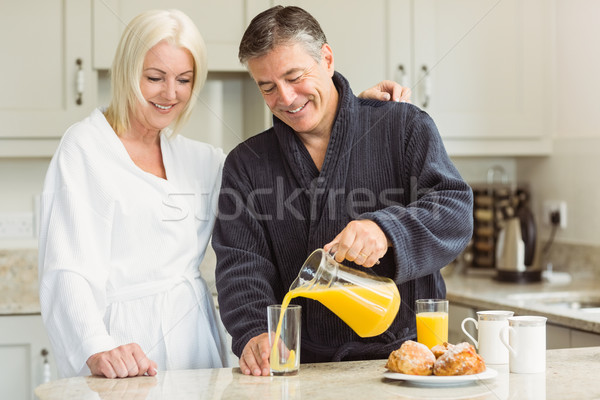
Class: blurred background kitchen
2,0,600,398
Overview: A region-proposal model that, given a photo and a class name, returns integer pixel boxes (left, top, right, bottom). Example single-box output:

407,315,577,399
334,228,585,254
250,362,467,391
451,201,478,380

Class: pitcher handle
327,244,338,258
461,317,479,349
499,326,517,357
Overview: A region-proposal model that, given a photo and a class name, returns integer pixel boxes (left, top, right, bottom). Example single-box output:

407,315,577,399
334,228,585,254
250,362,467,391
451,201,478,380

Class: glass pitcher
287,248,401,337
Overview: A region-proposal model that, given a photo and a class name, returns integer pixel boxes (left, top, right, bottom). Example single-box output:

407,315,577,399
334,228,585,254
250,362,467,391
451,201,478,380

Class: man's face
247,42,338,137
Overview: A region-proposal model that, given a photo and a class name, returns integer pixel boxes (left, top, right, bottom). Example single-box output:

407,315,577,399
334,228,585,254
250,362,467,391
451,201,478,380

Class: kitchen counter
35,346,600,399
444,269,600,334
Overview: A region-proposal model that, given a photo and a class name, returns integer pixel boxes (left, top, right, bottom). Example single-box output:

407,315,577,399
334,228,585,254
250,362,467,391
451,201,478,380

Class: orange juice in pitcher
270,249,401,374
287,282,399,337
279,249,400,337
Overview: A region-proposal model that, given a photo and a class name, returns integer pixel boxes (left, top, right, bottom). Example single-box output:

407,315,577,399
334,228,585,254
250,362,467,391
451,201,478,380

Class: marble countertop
35,346,600,400
444,269,600,334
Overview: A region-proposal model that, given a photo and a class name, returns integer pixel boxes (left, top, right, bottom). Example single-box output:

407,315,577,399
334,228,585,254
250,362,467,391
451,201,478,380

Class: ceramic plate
383,368,498,386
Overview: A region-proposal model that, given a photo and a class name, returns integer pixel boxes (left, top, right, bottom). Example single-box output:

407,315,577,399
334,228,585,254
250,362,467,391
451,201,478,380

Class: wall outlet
0,212,34,238
543,200,567,229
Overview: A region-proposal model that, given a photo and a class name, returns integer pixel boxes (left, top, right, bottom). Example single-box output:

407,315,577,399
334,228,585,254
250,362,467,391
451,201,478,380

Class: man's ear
321,43,335,76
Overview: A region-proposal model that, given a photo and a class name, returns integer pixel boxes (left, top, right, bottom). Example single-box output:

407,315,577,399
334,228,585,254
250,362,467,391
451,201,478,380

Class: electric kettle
495,199,540,283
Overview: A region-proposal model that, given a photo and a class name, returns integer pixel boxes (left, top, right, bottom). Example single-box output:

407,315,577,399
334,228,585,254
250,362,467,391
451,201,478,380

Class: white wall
0,159,49,249
517,0,600,246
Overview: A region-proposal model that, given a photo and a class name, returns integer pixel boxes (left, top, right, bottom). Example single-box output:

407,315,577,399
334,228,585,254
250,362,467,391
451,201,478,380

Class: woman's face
133,40,194,133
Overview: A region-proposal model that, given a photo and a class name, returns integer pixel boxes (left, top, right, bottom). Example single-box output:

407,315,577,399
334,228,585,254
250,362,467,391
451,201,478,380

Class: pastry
433,342,486,376
385,340,435,376
430,342,454,358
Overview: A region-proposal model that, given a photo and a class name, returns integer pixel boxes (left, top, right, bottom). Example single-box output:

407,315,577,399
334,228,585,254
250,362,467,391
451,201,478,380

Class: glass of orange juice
268,304,301,376
415,299,449,349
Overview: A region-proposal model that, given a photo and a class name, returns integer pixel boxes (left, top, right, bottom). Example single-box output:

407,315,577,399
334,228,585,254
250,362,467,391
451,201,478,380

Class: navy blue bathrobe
213,72,473,362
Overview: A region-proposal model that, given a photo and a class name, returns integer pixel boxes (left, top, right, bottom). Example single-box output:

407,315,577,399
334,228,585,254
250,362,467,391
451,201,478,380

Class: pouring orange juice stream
270,271,401,371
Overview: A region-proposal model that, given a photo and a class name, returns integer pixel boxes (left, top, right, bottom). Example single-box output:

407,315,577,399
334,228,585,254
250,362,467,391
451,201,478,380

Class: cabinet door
0,315,57,400
278,0,391,95
93,0,270,71
0,0,94,141
448,304,476,344
547,323,571,349
411,0,551,155
570,329,600,348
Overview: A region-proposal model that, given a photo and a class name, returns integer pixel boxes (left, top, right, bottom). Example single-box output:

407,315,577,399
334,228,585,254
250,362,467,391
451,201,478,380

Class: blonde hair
105,9,207,136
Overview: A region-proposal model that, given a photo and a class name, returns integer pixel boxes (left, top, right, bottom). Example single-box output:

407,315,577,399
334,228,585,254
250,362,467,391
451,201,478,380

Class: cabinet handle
396,64,410,88
41,348,51,383
75,58,84,106
421,65,431,108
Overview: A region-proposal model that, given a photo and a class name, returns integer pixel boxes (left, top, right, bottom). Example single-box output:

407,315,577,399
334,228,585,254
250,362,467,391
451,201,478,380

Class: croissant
433,342,486,376
385,340,435,376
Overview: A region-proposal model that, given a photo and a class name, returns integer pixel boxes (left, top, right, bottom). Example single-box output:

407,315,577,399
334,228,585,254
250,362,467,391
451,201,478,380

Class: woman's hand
358,80,411,103
86,343,158,378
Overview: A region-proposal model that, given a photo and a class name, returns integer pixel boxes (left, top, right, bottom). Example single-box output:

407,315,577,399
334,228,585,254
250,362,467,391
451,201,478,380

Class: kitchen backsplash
0,245,220,315
0,248,40,313
542,242,600,280
3,242,599,301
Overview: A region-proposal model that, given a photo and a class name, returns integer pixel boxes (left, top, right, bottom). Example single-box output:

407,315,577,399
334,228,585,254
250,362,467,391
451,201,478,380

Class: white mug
499,316,547,373
461,310,514,364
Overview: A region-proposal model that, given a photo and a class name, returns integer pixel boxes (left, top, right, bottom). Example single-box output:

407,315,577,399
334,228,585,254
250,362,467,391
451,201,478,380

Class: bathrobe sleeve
358,109,474,284
212,154,283,358
38,125,116,377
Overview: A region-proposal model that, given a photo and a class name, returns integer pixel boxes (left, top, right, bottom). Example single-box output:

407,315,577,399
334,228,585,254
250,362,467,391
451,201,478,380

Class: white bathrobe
38,108,229,378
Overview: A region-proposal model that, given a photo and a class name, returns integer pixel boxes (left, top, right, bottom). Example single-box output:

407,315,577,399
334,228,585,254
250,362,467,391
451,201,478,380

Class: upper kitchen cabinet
277,0,392,95
93,0,271,72
0,0,96,156
389,0,553,156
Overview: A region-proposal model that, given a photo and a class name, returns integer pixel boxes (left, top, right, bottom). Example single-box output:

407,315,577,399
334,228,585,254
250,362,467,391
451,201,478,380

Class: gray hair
238,6,328,65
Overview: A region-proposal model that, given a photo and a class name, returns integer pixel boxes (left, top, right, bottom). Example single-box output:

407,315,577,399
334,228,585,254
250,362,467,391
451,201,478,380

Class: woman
39,9,229,379
38,9,408,379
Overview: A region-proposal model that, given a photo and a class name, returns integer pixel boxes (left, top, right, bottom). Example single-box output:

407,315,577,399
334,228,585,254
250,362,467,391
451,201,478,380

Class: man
213,5,473,376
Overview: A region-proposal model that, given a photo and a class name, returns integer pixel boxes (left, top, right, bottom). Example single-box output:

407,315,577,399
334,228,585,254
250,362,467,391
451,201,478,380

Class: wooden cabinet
0,0,96,156
92,0,271,71
271,0,553,156
0,315,57,400
0,1,558,157
389,0,552,156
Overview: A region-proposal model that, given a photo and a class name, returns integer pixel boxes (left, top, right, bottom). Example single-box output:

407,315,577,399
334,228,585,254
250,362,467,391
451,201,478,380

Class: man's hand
323,220,390,268
86,343,158,379
239,333,271,376
358,80,411,103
